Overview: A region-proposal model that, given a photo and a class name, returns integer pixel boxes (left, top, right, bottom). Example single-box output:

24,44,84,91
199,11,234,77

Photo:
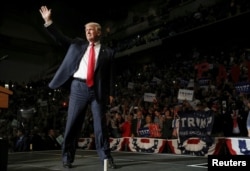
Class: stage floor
7,150,208,171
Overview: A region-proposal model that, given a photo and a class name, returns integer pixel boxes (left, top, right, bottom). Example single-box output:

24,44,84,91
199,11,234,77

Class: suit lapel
96,45,105,69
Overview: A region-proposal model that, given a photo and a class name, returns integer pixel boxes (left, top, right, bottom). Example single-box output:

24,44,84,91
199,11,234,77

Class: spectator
143,115,161,138
13,127,30,152
153,109,163,129
29,126,45,151
242,95,250,137
108,112,124,138
131,109,146,137
120,113,133,151
172,105,180,139
120,113,133,137
247,105,250,137
44,129,61,150
161,109,174,139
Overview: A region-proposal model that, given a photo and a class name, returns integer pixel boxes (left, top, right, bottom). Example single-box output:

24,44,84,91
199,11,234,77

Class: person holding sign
131,109,146,137
143,115,161,138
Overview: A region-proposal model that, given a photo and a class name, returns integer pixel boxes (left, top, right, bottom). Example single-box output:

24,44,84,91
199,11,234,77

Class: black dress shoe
108,159,117,169
63,162,73,168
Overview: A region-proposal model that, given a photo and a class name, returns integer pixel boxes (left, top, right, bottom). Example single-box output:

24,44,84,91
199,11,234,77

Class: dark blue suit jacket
45,23,115,102
14,135,30,152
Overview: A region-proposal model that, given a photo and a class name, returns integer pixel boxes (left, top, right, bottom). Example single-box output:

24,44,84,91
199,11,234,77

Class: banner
168,137,224,156
78,138,94,150
127,137,167,153
20,107,36,119
76,137,250,155
138,124,161,138
138,127,150,137
56,135,64,145
109,138,124,151
198,78,210,86
235,82,250,94
127,82,134,89
225,137,250,155
176,110,215,156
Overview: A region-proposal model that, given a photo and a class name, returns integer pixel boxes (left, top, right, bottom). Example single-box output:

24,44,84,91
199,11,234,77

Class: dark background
0,0,145,83
1,0,250,83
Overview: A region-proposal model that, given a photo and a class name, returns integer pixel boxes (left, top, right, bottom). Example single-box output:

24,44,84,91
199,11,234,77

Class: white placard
178,89,194,101
128,82,134,89
152,77,162,84
144,93,156,102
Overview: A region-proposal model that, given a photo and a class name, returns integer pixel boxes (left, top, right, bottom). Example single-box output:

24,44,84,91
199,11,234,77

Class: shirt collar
89,41,100,46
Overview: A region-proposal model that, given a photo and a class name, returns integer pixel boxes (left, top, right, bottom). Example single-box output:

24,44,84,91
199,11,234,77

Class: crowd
1,42,250,152
106,0,250,54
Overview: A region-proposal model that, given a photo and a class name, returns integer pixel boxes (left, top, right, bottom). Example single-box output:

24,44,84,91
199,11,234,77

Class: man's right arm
39,6,72,47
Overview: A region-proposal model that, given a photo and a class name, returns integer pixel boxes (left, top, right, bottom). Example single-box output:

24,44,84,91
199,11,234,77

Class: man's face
17,130,23,137
85,25,100,42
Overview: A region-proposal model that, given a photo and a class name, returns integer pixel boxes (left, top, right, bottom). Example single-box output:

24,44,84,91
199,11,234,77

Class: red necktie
86,43,95,87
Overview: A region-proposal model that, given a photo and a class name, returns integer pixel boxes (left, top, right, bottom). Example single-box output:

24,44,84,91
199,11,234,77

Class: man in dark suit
13,128,30,152
44,129,61,150
39,6,116,169
131,109,146,137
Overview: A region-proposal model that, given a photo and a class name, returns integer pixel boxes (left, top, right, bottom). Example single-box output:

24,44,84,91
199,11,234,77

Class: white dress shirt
73,42,100,79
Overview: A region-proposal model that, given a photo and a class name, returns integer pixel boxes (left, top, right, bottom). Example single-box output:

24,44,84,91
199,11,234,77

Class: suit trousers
62,79,111,163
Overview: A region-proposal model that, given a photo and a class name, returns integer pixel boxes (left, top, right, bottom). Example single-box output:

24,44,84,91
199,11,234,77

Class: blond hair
85,22,102,32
